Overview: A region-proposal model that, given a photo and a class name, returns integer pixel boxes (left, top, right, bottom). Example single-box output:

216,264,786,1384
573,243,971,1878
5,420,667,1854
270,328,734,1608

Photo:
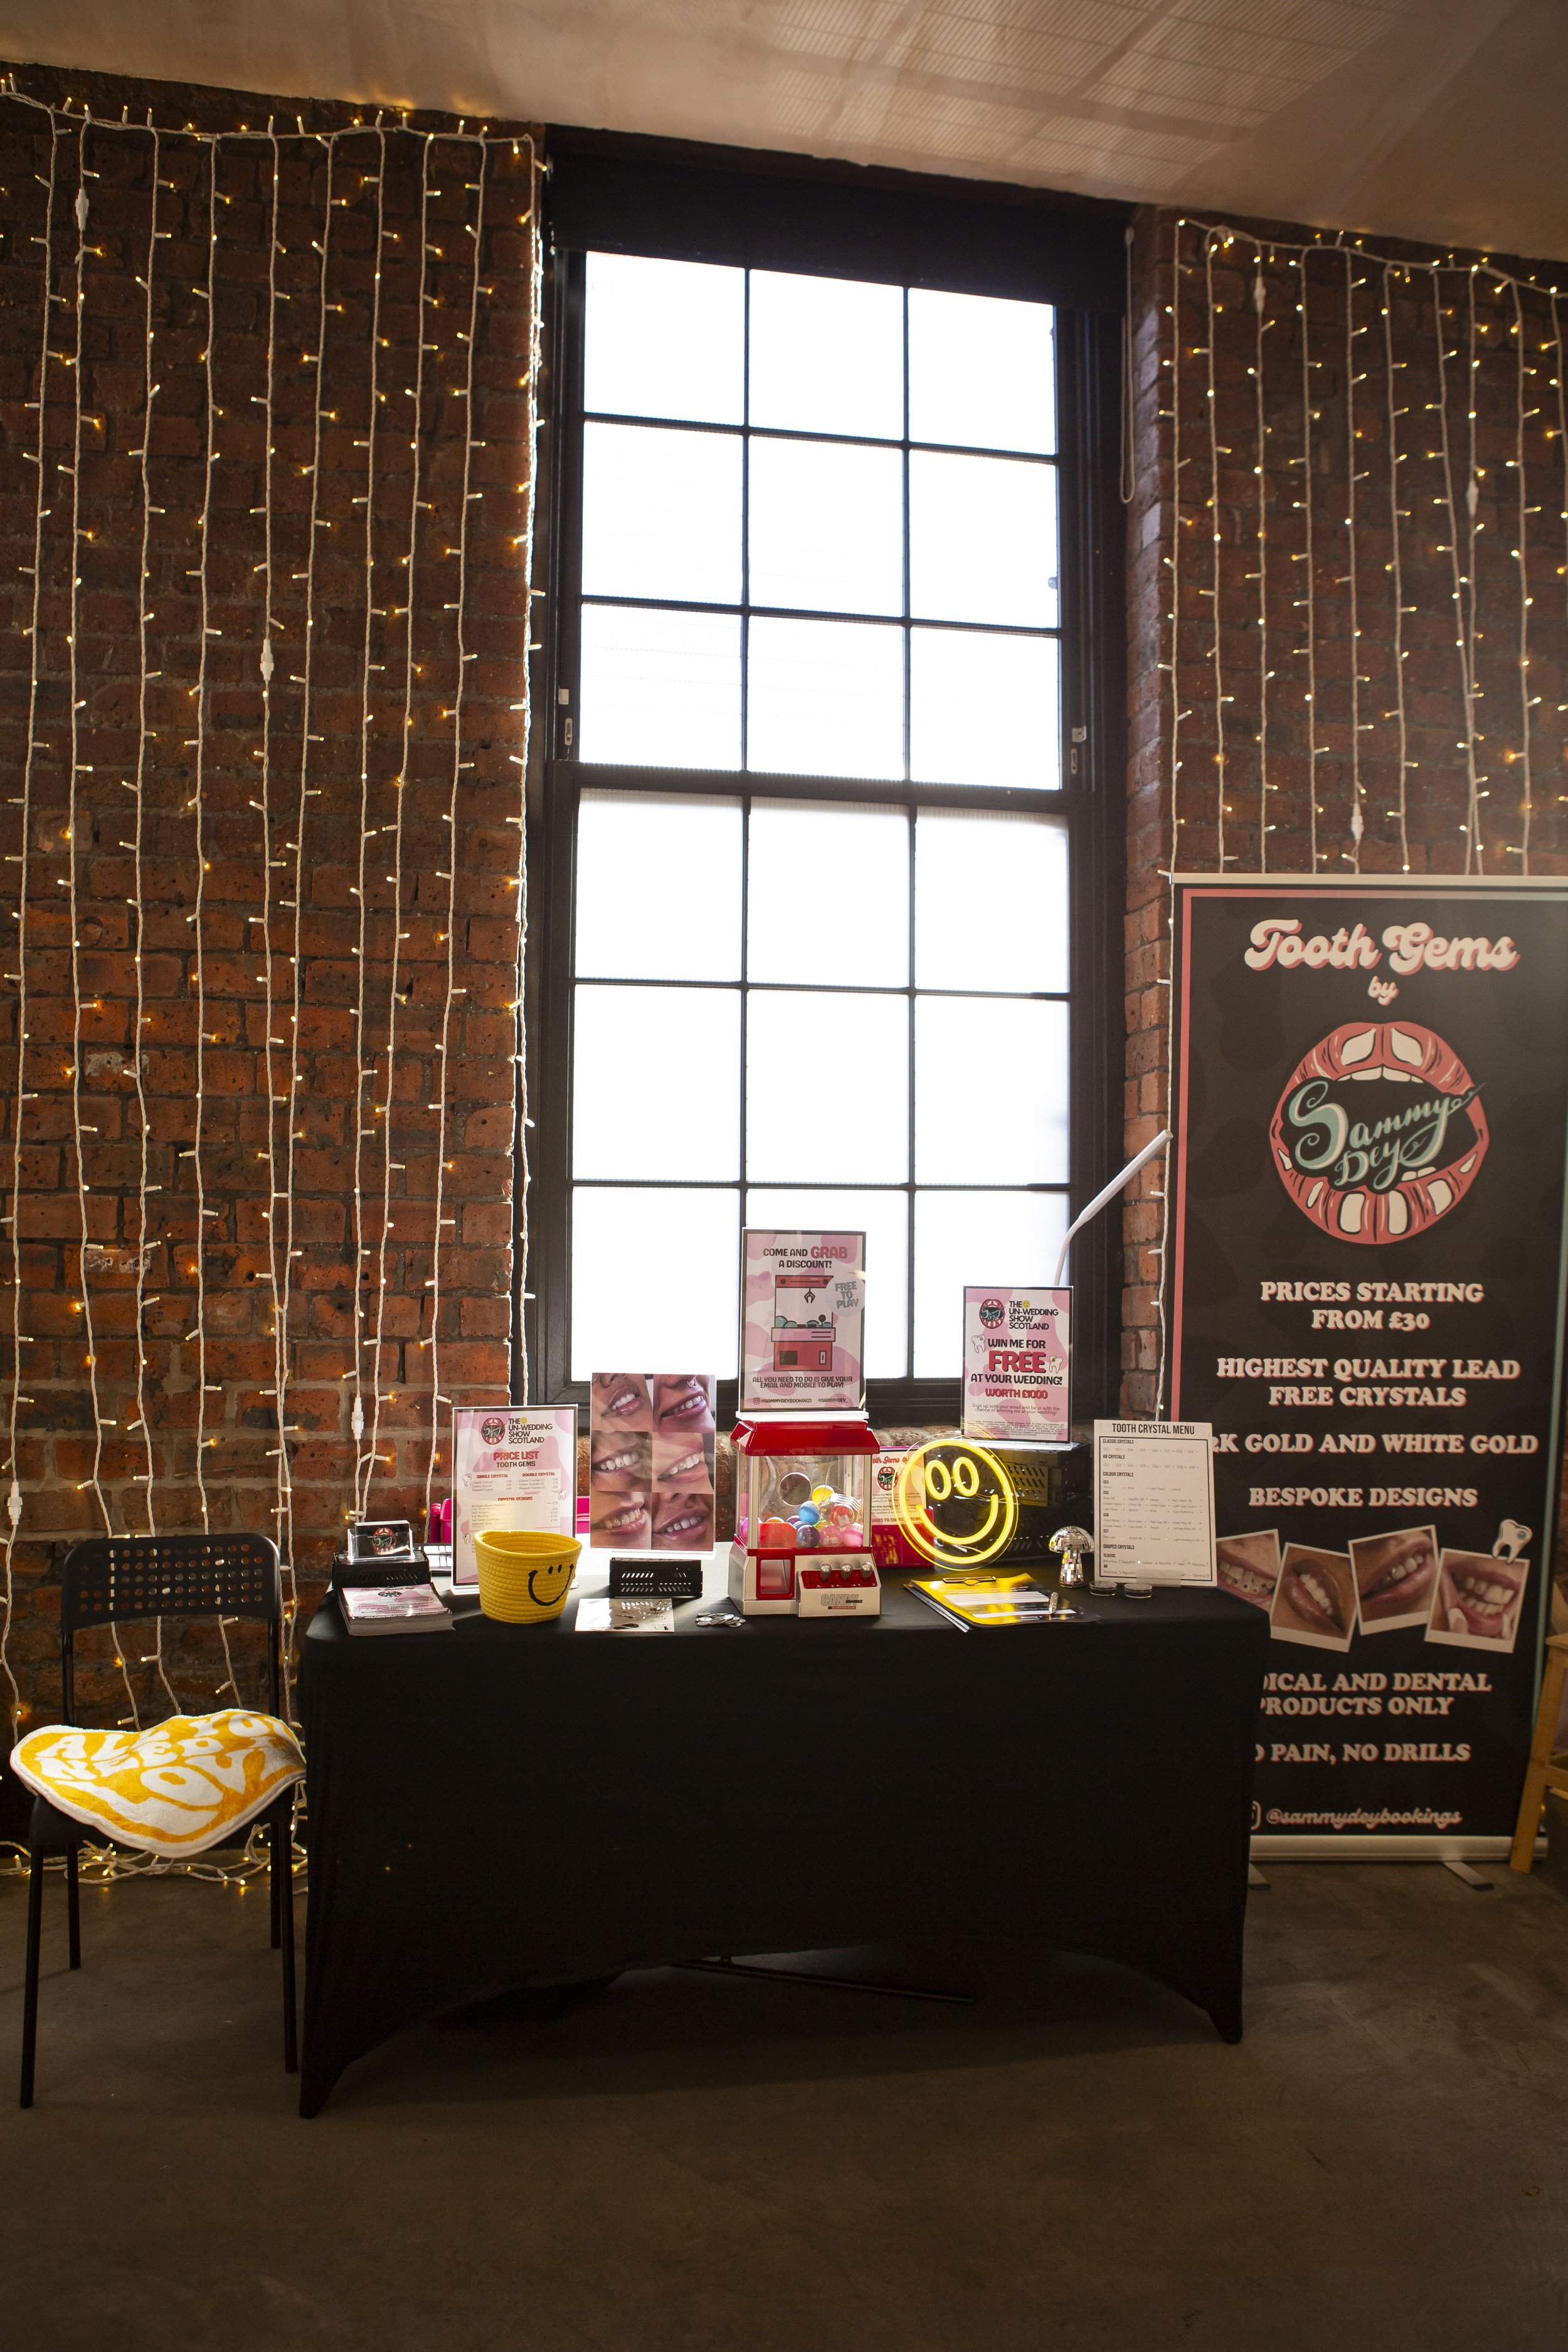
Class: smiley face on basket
1269,1020,1488,1245
473,1530,581,1623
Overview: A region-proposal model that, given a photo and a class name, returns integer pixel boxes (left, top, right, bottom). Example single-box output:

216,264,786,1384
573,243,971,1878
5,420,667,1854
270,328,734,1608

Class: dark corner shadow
326,1942,1226,2114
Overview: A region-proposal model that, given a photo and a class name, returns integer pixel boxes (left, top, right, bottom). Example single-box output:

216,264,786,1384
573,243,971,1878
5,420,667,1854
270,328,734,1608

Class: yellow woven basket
474,1528,581,1624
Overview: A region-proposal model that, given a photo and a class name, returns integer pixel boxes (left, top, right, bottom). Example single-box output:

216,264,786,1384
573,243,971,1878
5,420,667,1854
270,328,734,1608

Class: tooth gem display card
1093,1421,1217,1586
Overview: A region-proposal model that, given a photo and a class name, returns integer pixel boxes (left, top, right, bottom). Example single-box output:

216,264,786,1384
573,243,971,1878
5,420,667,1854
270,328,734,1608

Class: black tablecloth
297,1579,1267,2114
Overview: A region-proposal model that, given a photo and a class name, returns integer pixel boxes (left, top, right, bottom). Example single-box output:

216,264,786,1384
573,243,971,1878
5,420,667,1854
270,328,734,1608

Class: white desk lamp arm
1052,1130,1169,1288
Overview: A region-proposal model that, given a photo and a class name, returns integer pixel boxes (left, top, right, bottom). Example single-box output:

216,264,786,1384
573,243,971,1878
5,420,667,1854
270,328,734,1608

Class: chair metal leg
20,1841,44,2109
269,1816,282,1951
65,1841,82,1970
274,1797,298,2075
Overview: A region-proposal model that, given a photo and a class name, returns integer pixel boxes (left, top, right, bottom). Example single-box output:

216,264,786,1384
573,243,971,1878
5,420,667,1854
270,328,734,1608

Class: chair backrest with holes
56,1534,283,1724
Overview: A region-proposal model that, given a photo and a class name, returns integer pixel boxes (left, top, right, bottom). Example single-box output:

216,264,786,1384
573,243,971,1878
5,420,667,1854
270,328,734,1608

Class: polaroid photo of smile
1350,1524,1438,1636
1425,1547,1530,1655
1269,1543,1357,1651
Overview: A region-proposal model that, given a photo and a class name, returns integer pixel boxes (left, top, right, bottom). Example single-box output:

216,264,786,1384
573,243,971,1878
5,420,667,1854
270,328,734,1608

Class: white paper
574,1596,675,1633
1093,1419,1216,1586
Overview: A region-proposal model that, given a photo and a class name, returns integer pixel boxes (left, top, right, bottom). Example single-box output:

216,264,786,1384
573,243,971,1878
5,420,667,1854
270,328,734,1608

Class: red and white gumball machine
729,1417,881,1617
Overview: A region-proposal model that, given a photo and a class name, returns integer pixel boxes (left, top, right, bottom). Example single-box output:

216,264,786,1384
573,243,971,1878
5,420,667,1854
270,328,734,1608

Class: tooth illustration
1494,1519,1531,1562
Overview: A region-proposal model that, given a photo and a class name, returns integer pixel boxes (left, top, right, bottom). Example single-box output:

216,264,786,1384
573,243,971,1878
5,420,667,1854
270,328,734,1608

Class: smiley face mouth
600,1382,647,1422
1443,1560,1524,1639
1281,1560,1349,1636
1360,1536,1434,1617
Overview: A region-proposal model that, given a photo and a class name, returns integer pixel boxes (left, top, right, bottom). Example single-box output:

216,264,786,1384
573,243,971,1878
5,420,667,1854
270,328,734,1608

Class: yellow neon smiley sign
893,1439,1019,1569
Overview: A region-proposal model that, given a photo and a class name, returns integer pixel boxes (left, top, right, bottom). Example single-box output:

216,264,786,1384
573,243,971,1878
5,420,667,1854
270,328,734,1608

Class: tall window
537,241,1113,1411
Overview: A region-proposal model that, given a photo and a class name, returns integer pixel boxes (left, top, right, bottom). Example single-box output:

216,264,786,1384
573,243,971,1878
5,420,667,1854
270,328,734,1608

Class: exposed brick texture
1123,207,1568,1415
0,64,540,1733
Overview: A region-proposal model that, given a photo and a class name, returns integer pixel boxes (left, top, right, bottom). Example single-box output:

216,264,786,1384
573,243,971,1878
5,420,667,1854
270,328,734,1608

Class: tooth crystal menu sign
1167,876,1568,1851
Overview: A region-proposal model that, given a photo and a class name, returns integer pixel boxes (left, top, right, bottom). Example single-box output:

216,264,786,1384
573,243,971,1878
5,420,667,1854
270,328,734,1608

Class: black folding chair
16,1532,299,2107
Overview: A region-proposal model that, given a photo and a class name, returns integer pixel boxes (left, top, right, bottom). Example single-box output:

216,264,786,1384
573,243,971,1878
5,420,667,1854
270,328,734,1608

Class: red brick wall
1122,206,1568,1414
0,64,539,1735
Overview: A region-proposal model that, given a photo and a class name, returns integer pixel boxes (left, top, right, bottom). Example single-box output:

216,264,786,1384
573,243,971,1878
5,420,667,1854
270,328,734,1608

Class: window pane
915,997,1068,1183
908,290,1055,453
748,438,903,617
585,253,744,425
579,605,741,770
909,452,1057,627
747,990,908,1182
915,810,1068,994
573,1187,740,1379
748,801,909,987
914,1190,1069,1377
574,984,739,1180
911,628,1059,789
576,792,742,982
746,1189,908,1377
581,423,741,605
747,617,903,780
748,271,904,439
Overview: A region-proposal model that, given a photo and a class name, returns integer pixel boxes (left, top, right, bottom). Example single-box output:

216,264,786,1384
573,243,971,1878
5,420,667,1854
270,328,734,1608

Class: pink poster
961,1287,1071,1441
739,1231,866,1415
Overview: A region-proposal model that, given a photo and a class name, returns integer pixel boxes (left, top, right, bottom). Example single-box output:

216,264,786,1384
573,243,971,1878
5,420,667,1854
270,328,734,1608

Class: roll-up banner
1167,876,1568,1856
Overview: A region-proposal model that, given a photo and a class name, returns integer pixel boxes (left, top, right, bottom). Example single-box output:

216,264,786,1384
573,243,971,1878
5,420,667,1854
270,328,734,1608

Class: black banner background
1167,878,1568,1845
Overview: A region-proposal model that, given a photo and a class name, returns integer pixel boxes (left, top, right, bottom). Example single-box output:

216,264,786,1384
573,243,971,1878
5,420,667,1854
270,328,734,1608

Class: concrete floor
1,1863,1565,2351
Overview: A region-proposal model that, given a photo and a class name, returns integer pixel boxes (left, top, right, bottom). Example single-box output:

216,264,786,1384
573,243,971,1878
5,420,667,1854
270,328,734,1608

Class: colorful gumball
795,1502,821,1527
760,1516,794,1547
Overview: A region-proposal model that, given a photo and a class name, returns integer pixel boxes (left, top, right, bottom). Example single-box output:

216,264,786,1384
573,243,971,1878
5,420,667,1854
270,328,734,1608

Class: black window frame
523,131,1128,1431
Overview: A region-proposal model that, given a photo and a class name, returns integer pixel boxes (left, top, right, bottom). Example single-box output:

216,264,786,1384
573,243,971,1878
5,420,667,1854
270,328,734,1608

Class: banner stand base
1251,1835,1545,1862
1441,1858,1493,1890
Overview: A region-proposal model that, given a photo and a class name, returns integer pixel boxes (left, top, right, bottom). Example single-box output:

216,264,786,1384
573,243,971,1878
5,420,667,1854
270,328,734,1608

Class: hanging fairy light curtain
1162,216,1568,881
0,82,541,1742
1150,215,1568,1411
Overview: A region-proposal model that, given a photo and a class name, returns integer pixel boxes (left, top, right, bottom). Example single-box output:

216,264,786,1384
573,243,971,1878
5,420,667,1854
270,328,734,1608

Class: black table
297,1579,1267,2114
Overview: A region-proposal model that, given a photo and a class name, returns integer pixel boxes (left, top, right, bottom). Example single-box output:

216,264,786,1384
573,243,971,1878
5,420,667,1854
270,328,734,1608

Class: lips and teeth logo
1270,1020,1488,1244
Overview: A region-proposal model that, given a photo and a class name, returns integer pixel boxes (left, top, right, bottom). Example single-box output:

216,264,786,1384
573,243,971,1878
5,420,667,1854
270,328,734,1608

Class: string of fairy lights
0,87,540,1850
1152,214,1568,1412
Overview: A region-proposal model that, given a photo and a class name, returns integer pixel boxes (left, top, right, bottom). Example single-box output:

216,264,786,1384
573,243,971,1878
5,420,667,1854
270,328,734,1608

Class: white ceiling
4,0,1567,263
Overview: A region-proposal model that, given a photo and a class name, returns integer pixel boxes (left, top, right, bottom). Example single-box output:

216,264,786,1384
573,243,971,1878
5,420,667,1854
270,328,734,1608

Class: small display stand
729,1416,881,1617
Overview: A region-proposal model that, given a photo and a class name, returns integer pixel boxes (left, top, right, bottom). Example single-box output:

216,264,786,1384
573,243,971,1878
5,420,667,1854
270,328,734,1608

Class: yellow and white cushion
9,1709,305,1858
